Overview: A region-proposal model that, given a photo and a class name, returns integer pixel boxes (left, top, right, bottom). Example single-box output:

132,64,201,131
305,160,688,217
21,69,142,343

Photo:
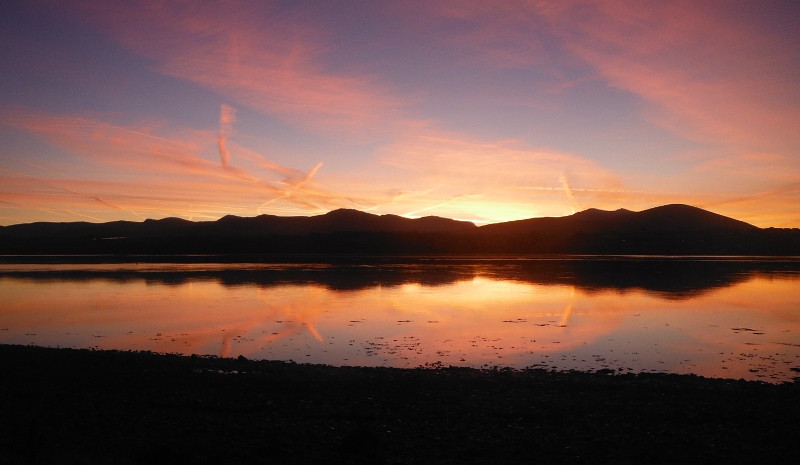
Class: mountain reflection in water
1,258,799,382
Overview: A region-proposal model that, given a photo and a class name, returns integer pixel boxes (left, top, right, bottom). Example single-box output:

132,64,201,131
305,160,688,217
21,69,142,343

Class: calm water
2,258,800,382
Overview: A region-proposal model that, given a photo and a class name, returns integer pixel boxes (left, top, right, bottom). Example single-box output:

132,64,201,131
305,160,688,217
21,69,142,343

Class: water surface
2,258,799,382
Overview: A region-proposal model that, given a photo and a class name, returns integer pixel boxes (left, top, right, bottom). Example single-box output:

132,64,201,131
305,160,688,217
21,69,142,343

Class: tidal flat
1,344,798,464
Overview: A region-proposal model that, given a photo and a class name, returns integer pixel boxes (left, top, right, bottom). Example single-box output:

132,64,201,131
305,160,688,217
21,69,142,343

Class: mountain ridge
0,204,765,233
479,204,759,236
1,204,798,255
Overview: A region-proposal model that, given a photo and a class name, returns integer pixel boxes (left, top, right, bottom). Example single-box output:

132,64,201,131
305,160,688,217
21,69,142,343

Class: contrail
0,154,69,178
94,196,145,219
403,193,481,217
55,209,104,222
559,174,575,200
560,174,577,213
293,162,323,188
218,104,236,166
0,166,144,219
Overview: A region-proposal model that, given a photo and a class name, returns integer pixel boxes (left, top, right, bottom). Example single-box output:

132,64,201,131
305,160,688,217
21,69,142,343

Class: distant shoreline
3,253,800,264
1,344,798,464
4,255,800,301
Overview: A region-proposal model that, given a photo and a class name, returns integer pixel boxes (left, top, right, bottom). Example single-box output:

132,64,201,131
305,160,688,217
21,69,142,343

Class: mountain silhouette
480,204,757,235
210,209,478,235
0,209,475,239
1,204,797,255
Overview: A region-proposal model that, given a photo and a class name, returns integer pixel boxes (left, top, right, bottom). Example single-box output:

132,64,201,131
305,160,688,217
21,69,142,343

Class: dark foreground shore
1,345,798,464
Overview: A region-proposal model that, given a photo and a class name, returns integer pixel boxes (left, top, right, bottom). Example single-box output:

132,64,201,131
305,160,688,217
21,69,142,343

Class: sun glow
1,1,799,226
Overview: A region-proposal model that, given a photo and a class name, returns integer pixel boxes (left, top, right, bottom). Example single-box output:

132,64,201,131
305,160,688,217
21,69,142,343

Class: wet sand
1,344,798,464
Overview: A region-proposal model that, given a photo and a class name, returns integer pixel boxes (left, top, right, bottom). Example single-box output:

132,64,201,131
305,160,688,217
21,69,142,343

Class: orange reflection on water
1,268,799,382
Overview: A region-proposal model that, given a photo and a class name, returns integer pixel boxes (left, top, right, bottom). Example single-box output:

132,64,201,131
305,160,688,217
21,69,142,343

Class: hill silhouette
480,204,757,235
1,204,798,255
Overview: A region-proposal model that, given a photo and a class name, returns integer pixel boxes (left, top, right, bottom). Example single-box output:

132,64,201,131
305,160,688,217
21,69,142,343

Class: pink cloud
407,1,799,152
217,104,236,167
533,0,800,151
54,0,404,138
6,2,799,226
378,1,800,225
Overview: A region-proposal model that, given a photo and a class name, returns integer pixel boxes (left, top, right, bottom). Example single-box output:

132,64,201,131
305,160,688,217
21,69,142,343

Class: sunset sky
1,1,799,227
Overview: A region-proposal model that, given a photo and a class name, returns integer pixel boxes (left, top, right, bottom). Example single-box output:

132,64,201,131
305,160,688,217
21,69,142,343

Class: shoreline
4,253,800,264
2,344,798,464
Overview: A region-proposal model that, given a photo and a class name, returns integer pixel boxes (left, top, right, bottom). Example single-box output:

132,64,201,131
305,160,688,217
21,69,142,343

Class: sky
1,0,799,227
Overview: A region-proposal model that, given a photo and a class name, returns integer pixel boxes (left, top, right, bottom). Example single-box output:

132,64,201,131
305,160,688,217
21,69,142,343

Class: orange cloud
4,104,634,225
0,106,348,222
390,1,800,226
5,2,799,226
8,102,795,227
373,124,623,222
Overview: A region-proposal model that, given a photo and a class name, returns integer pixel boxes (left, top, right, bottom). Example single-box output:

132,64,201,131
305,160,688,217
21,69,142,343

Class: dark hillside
474,204,785,255
1,204,798,255
478,204,757,236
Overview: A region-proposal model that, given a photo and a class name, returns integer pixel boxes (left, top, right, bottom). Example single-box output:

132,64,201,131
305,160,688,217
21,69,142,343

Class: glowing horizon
2,1,799,227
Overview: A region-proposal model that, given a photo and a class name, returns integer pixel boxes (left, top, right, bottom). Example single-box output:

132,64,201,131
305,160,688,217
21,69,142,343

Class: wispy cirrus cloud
217,104,236,167
54,0,404,138
0,106,346,222
385,0,800,225
412,0,800,152
5,1,799,227
534,0,800,152
7,102,795,226
372,124,623,222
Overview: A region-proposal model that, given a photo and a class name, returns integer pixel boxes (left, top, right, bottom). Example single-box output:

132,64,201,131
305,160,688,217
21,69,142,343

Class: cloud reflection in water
1,259,799,382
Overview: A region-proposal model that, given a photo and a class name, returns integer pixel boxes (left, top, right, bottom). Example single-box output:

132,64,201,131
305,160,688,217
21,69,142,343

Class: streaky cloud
218,104,236,167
